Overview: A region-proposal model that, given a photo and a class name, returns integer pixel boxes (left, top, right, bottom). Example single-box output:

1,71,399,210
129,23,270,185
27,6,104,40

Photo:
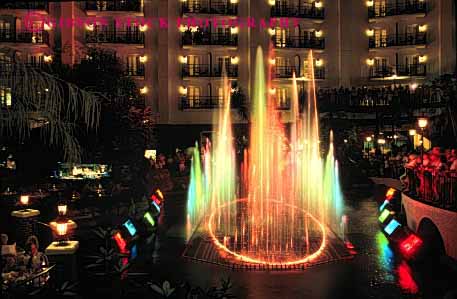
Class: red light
400,234,423,256
345,241,355,250
150,194,161,206
113,232,127,253
385,188,396,201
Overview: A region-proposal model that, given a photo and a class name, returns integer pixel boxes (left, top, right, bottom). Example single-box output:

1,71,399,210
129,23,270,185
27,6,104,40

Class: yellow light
409,129,417,136
365,29,374,37
410,83,418,90
230,0,238,3
366,136,372,142
366,58,374,66
179,86,188,95
268,28,276,36
43,22,53,31
418,24,427,32
366,0,374,6
230,88,236,93
315,30,323,38
139,55,148,63
269,88,276,95
43,55,53,63
314,1,323,8
315,59,323,67
57,203,67,216
268,0,275,5
344,139,348,143
190,26,198,33
230,27,239,34
269,58,276,65
20,195,29,206
418,55,427,63
180,0,187,2
230,56,239,64
139,24,148,32
56,222,68,237
85,24,94,31
178,55,188,64
140,86,148,94
418,118,428,129
378,138,386,145
179,24,188,32
144,149,156,159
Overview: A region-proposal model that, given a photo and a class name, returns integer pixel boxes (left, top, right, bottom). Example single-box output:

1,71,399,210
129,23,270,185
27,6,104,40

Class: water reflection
397,261,418,294
375,231,395,283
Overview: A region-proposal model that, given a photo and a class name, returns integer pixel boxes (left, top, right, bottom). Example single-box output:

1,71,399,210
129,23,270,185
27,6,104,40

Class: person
24,236,48,272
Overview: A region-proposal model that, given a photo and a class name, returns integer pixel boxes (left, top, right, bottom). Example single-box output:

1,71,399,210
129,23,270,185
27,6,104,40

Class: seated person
1,234,18,273
23,236,48,272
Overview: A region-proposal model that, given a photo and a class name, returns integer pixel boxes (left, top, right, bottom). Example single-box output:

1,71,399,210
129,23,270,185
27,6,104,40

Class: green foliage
149,278,235,299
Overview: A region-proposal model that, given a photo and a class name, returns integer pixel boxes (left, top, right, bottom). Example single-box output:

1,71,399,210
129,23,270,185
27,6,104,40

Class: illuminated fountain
184,47,348,269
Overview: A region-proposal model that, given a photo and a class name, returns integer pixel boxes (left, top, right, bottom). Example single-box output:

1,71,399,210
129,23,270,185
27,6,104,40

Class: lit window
0,87,12,107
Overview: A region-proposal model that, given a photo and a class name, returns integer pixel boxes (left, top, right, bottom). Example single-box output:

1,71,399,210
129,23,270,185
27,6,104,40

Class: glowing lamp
56,222,68,237
85,24,94,31
418,24,427,32
156,189,164,200
20,195,29,206
269,88,276,95
152,200,161,213
43,22,53,31
409,129,416,136
366,58,374,66
139,24,148,32
180,0,187,2
386,188,396,200
268,0,276,5
269,58,276,65
314,1,322,8
230,27,239,34
379,200,389,212
410,83,418,91
400,234,423,256
366,0,374,6
144,211,155,227
365,29,374,37
378,138,386,145
384,219,401,235
44,55,53,63
140,86,148,94
230,56,239,64
151,194,162,206
314,30,323,38
418,55,427,63
268,28,276,36
418,118,428,129
123,219,137,236
378,209,391,223
190,26,198,33
139,55,147,63
366,136,372,142
343,139,348,143
230,0,238,3
179,55,188,64
315,59,323,67
113,232,127,253
179,24,188,32
179,86,188,95
57,203,67,216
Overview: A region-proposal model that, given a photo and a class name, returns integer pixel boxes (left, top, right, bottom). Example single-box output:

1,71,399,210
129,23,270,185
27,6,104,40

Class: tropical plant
149,278,235,299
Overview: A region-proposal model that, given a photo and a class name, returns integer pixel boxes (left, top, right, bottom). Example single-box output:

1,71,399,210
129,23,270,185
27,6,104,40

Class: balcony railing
85,0,142,12
271,3,324,19
182,64,238,77
273,66,325,80
369,32,426,48
368,1,426,18
182,32,238,47
0,29,49,44
85,30,145,44
0,1,48,10
180,96,225,109
368,64,426,79
182,1,237,15
277,99,291,110
272,36,325,49
125,65,145,77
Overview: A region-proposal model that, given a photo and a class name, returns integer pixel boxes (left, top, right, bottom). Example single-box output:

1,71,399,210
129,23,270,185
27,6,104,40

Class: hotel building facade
0,0,455,145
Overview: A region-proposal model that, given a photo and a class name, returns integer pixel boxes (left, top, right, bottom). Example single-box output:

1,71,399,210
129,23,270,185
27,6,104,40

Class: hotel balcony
85,0,142,12
272,36,325,49
180,96,229,110
368,1,426,19
0,1,48,10
271,3,324,19
0,29,49,44
181,1,238,15
273,66,325,80
125,65,145,77
181,31,238,47
368,63,426,79
182,64,238,78
85,30,145,45
368,32,426,49
277,99,291,110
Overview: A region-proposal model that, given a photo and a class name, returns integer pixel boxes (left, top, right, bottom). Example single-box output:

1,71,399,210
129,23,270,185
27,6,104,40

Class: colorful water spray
186,47,345,267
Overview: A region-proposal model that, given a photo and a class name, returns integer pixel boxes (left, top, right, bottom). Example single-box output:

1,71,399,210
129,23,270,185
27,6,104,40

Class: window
126,55,140,76
374,57,388,70
28,54,44,67
277,87,289,109
275,27,288,48
374,0,386,16
187,86,201,107
0,87,12,107
374,29,387,47
217,56,230,73
188,55,201,76
0,20,12,40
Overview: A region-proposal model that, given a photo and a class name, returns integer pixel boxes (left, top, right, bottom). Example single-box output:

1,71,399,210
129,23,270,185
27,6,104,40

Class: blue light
384,219,401,236
123,219,137,236
379,200,389,212
152,201,161,213
130,245,138,259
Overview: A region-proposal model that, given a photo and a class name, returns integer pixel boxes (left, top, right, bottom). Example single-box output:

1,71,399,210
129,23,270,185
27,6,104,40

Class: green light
378,209,390,223
144,211,155,227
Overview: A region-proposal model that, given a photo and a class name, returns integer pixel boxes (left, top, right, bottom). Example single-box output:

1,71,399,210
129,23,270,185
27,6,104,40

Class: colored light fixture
57,203,68,216
156,189,164,200
123,219,137,236
386,188,396,200
378,209,390,223
384,219,401,236
152,201,161,213
400,234,423,256
379,200,389,212
20,195,29,206
144,211,155,227
113,232,127,253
